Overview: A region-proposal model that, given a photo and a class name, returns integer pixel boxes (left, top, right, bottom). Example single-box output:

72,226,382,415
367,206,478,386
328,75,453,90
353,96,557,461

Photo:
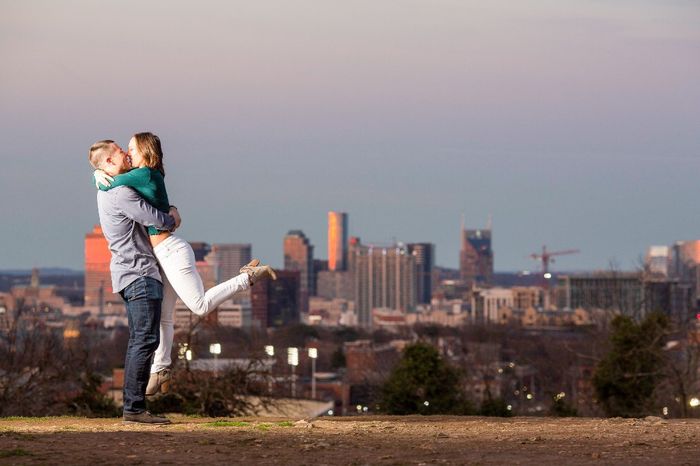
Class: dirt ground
0,415,699,465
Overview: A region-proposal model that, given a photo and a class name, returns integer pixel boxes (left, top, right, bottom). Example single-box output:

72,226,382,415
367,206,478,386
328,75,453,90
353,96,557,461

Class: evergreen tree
593,312,668,417
380,342,473,415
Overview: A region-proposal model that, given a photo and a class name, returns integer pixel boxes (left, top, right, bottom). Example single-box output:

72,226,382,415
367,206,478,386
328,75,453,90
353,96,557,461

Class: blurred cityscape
1,211,699,417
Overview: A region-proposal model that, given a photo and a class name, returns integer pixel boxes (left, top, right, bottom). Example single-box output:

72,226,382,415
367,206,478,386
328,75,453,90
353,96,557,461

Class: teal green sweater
97,167,170,235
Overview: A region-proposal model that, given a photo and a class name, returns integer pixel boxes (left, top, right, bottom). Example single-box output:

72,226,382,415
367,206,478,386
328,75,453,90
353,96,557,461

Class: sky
1,0,699,272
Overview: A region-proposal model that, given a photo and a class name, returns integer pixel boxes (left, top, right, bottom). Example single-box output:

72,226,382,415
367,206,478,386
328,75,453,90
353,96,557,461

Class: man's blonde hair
88,140,116,169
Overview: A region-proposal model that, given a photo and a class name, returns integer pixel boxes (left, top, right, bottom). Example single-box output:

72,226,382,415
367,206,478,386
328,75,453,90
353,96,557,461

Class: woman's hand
94,169,114,189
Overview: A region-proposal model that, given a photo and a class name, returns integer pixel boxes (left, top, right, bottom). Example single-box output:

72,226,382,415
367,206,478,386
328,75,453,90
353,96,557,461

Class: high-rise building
328,211,348,271
312,259,328,294
351,240,417,328
84,225,122,312
283,230,314,312
251,270,300,328
205,243,252,283
316,270,353,301
646,246,670,277
460,223,493,287
408,243,434,304
556,272,644,315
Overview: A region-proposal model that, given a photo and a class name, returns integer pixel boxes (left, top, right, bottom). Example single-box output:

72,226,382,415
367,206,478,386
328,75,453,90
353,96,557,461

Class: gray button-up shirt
96,186,175,293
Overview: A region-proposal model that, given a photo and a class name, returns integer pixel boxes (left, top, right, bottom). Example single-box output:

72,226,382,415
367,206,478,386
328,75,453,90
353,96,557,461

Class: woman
94,132,276,395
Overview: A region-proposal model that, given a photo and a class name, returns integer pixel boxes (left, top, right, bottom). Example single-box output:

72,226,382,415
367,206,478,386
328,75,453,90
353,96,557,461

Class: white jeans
150,235,250,373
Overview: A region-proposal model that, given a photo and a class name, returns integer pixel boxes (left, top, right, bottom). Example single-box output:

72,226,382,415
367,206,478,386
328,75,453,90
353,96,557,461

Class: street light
287,347,299,397
308,347,318,400
210,343,222,375
264,345,275,394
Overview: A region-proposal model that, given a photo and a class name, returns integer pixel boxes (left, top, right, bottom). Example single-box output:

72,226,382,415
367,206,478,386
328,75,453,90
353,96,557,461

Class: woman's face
127,137,145,168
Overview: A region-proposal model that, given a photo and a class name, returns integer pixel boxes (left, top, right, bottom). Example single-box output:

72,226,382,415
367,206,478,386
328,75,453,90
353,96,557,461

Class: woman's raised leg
154,235,254,317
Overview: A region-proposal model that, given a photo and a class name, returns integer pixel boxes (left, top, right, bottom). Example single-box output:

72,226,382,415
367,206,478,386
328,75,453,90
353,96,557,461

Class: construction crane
529,246,580,276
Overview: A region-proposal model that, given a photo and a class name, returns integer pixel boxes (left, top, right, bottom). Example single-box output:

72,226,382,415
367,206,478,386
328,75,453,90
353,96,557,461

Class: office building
350,240,417,328
460,224,493,287
84,225,122,312
205,243,252,283
251,270,300,328
646,246,670,277
283,230,314,312
471,287,514,324
557,272,644,315
328,211,348,271
316,270,353,301
408,243,434,304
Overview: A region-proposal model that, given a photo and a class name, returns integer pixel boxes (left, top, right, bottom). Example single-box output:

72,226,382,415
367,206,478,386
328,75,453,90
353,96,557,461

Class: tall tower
408,243,434,304
460,219,494,287
283,230,314,312
328,211,348,271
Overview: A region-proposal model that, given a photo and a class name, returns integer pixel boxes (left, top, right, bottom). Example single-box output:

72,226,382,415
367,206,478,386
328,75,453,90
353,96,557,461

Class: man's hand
94,169,114,189
169,206,181,231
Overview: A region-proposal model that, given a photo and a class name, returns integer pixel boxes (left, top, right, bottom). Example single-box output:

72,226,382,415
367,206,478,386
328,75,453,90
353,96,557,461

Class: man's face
103,144,131,176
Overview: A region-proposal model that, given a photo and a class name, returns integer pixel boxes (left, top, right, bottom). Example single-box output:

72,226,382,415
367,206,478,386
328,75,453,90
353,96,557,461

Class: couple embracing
88,132,276,424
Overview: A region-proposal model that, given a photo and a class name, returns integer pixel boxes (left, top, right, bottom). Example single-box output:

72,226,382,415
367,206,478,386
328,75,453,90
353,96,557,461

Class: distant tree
272,323,319,348
332,327,362,343
148,359,276,417
380,342,473,415
593,312,668,417
656,317,700,418
67,371,119,418
0,300,118,417
550,396,578,417
478,395,512,417
330,347,346,369
0,301,73,416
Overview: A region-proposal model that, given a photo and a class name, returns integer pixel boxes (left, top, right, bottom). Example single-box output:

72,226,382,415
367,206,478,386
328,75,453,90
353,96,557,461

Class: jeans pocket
142,277,164,300
124,277,163,301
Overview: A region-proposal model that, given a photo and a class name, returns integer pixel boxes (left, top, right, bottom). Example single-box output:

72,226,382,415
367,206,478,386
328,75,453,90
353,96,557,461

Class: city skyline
1,1,699,272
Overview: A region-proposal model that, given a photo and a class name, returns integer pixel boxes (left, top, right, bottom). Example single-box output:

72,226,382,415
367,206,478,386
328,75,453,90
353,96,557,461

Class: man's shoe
146,368,171,396
240,264,277,286
123,411,171,424
239,258,260,274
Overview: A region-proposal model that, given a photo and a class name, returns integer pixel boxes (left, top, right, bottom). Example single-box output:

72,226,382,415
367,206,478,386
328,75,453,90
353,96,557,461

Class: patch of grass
1,416,70,422
256,423,272,432
0,431,35,441
0,448,32,458
276,421,294,427
205,421,250,428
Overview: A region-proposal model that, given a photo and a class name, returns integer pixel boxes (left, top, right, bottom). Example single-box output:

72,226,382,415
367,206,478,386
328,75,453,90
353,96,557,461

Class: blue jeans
120,277,163,414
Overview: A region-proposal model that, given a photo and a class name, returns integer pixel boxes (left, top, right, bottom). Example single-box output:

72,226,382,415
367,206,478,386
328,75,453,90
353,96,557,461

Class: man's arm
169,205,181,230
114,187,176,231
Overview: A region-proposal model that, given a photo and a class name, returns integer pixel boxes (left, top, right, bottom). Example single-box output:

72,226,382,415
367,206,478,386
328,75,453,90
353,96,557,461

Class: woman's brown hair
133,132,165,176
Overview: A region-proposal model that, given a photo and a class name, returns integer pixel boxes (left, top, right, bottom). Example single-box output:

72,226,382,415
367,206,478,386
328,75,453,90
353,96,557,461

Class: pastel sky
1,0,699,272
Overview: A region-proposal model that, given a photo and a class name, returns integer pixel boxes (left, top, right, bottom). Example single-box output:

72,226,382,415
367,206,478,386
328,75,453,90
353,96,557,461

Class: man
88,140,179,424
